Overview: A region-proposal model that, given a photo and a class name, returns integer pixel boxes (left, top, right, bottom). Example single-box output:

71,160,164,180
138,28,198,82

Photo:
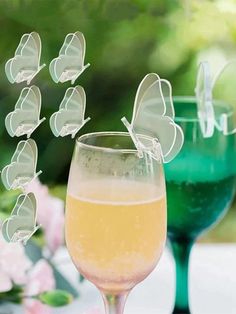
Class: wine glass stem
171,238,193,314
102,292,129,314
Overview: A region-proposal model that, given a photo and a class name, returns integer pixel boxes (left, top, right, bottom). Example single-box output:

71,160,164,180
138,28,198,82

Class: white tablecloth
3,244,236,314
54,244,236,314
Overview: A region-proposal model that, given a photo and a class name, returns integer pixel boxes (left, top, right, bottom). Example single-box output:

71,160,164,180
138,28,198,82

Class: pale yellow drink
66,179,166,293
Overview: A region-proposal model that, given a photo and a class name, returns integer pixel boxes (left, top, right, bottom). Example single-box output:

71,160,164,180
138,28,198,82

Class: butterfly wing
49,31,87,83
59,87,75,110
12,194,27,215
1,165,12,190
15,87,32,110
65,86,85,114
132,74,174,151
5,112,15,137
13,140,31,163
1,219,11,242
5,58,15,83
195,61,214,138
3,215,34,242
1,162,33,190
68,32,85,66
27,139,38,172
14,87,42,136
52,109,83,136
30,32,42,66
49,57,60,83
5,32,41,84
7,56,32,83
132,73,165,124
17,193,37,220
160,79,175,118
50,112,61,136
15,33,34,57
133,115,176,160
27,86,42,119
5,110,36,137
49,55,78,83
50,85,86,136
75,85,86,109
212,60,236,135
59,33,74,55
11,140,28,163
15,32,38,68
20,86,39,111
13,139,37,176
124,73,184,163
2,192,37,243
162,122,184,163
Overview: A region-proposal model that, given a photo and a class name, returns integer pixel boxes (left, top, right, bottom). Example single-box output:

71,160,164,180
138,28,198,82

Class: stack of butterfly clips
1,31,90,244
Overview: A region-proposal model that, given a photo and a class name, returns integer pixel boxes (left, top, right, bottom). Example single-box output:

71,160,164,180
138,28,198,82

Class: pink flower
26,178,64,253
0,231,32,292
24,301,51,314
24,259,55,314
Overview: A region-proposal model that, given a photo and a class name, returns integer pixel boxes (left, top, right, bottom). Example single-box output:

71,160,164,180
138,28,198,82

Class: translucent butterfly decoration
1,139,42,191
195,62,215,138
49,31,90,84
195,60,236,137
50,85,90,138
5,32,45,85
5,86,46,138
122,73,184,163
1,192,39,244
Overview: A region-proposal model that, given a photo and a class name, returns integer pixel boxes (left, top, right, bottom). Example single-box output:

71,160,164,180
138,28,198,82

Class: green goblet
165,97,236,313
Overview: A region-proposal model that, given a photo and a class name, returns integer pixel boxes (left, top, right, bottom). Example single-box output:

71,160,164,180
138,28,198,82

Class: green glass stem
170,237,193,314
102,292,129,314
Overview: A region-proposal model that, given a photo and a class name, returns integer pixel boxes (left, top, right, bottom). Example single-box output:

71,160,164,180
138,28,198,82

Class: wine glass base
172,307,191,314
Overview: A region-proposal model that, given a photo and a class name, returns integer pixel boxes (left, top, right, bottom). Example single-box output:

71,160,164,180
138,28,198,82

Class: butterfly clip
5,32,45,85
122,73,184,163
5,86,46,138
50,85,90,138
195,60,236,137
1,193,39,244
49,31,90,84
1,139,42,191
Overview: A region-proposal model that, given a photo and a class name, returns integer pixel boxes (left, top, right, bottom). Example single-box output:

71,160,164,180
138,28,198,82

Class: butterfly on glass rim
122,73,184,163
195,60,236,137
49,31,90,84
1,139,42,191
5,85,45,138
1,192,39,245
5,32,45,85
50,85,90,138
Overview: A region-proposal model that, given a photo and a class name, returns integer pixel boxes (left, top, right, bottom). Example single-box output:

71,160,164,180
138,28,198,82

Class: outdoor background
0,0,236,242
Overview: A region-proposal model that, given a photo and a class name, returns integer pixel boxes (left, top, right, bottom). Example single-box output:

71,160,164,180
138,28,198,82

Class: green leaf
0,285,23,304
50,263,79,298
79,273,85,283
25,239,43,263
38,290,73,307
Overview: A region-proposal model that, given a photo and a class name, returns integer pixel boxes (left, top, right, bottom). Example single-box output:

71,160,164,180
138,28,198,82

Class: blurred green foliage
0,0,236,184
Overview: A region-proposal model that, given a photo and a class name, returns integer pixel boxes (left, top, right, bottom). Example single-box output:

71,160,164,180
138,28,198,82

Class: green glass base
173,307,191,314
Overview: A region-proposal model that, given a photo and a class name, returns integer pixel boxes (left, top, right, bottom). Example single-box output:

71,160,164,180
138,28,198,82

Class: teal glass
165,97,236,313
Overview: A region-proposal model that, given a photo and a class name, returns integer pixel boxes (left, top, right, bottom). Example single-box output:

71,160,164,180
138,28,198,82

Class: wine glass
65,132,167,314
164,97,236,313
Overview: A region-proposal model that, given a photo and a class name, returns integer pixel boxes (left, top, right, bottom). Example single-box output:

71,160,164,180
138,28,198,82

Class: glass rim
173,96,235,122
76,131,156,154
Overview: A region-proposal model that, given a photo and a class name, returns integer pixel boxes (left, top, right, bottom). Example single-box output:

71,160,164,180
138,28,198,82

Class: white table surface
3,244,236,314
55,244,236,314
